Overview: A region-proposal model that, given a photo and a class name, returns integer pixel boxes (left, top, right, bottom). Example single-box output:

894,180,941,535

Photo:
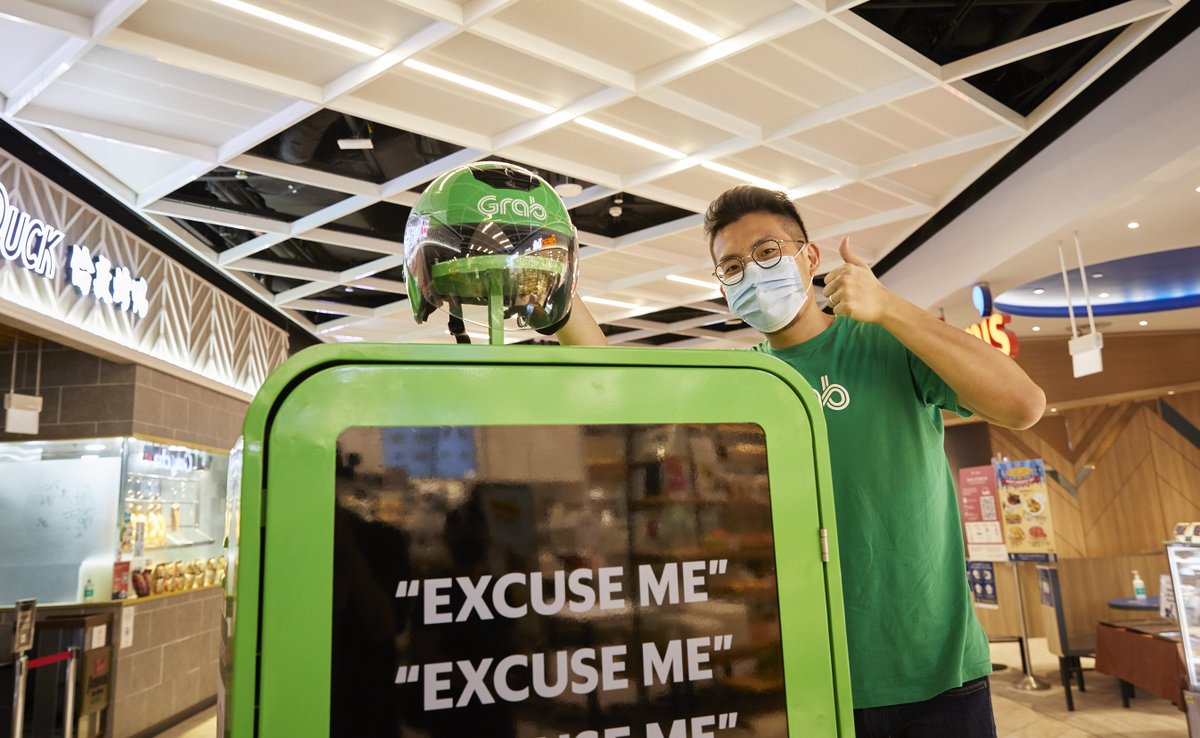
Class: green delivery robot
221,163,853,737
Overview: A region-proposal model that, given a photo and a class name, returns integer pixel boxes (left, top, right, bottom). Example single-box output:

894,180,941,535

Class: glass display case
1168,543,1200,691
0,436,229,606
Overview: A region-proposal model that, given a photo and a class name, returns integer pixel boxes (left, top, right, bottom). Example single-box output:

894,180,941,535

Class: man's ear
803,242,821,276
719,284,727,302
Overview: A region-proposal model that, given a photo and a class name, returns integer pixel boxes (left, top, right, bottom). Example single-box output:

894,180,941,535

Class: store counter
2,586,224,738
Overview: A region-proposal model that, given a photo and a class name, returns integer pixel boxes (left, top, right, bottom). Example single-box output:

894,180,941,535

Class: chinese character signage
996,458,1057,562
958,465,1007,562
68,244,149,318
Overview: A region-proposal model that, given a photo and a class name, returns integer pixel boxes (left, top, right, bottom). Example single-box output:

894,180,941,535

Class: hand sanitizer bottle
1132,570,1146,601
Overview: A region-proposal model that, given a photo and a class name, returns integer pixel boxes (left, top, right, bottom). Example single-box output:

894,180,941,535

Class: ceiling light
701,161,788,191
1127,221,1139,229
1139,320,1148,326
1032,288,1045,295
614,0,721,44
1091,273,1103,279
582,295,640,309
1031,326,1041,332
666,274,717,289
206,0,384,56
84,443,105,451
1050,408,1057,413
403,59,554,114
1098,292,1109,298
1169,390,1176,395
555,182,584,198
574,117,686,159
343,286,355,293
1195,186,1200,193
337,137,373,150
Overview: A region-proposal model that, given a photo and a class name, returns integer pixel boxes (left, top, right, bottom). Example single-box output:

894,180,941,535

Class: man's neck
765,300,835,349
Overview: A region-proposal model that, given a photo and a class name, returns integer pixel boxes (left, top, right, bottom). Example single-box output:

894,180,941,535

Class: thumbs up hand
822,237,893,324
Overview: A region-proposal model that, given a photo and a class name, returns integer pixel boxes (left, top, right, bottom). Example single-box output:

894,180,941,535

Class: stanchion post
64,646,78,738
12,653,28,738
1010,561,1050,691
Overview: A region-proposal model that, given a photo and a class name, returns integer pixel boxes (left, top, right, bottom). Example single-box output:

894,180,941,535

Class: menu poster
112,561,131,600
995,459,1057,562
958,465,1007,562
967,561,998,609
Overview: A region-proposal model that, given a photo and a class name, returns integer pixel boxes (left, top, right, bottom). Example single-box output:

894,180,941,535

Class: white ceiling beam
379,147,486,198
0,0,89,36
637,5,822,90
577,231,616,251
322,21,460,100
1027,12,1175,130
382,0,465,25
623,184,709,215
275,282,335,306
15,105,218,160
639,88,762,141
612,213,705,250
3,37,91,116
861,177,935,210
622,136,759,189
341,254,407,282
333,95,493,151
765,75,930,140
766,139,859,178
944,81,1027,131
494,145,623,190
785,173,854,201
312,314,369,335
225,154,380,197
825,11,943,82
941,0,1173,82
606,255,713,291
352,277,407,295
289,299,376,317
472,18,637,91
214,100,321,161
809,203,932,242
224,259,334,283
463,0,520,24
288,194,378,236
491,86,632,151
561,185,619,210
136,160,218,209
305,228,403,255
217,232,288,265
9,120,137,204
860,126,1020,180
103,29,324,101
142,200,290,233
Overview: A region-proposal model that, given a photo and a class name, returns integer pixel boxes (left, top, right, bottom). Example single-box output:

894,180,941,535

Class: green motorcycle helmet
403,161,578,335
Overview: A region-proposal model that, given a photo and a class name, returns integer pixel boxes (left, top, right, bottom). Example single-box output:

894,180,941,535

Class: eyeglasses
712,238,806,286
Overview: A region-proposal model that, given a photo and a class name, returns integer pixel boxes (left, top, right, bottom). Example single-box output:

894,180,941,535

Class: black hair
703,185,809,251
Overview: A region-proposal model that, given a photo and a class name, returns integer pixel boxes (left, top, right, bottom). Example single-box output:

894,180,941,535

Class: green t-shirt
756,317,991,709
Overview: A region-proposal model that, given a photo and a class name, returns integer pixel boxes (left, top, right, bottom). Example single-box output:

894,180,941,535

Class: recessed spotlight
1050,408,1058,413
1168,390,1176,395
1091,273,1103,279
1032,288,1045,295
343,286,355,293
1127,222,1139,229
1098,292,1109,298
84,443,105,451
1031,326,1041,332
1139,320,1149,326
1195,186,1200,193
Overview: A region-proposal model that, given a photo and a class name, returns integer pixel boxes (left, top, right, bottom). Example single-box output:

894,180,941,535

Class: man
555,185,1046,736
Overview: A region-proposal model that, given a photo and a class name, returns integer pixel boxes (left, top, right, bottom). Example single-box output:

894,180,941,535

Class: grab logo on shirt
815,375,850,411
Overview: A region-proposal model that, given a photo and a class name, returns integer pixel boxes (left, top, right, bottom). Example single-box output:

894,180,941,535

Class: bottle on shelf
1132,570,1147,600
83,577,94,601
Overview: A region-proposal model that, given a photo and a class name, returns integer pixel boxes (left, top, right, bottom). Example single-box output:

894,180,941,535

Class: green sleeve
906,349,973,418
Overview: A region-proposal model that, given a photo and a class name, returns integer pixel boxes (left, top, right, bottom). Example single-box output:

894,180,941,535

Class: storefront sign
967,561,998,609
965,312,1019,357
958,465,1007,561
68,244,149,318
996,459,1057,562
12,598,36,654
0,181,59,279
0,148,287,396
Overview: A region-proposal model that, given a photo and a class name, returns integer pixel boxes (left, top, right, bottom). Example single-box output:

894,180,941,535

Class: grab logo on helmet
477,195,547,221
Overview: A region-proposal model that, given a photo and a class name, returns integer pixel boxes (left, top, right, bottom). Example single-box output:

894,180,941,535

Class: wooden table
1095,619,1187,711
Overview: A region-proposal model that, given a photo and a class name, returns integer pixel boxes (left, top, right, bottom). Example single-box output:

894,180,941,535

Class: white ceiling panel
122,0,370,86
0,18,73,96
0,0,1187,349
493,0,700,73
876,142,1010,202
56,129,206,194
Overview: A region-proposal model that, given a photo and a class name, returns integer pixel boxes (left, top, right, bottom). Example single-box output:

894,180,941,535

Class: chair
1037,565,1096,711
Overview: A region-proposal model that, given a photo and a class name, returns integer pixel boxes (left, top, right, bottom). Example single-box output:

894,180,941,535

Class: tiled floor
157,638,1189,737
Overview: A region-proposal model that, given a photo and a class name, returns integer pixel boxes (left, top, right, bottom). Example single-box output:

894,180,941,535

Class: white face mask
725,251,813,334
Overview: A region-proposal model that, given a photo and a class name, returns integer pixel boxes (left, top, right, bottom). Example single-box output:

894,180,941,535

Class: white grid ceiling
0,0,1188,348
